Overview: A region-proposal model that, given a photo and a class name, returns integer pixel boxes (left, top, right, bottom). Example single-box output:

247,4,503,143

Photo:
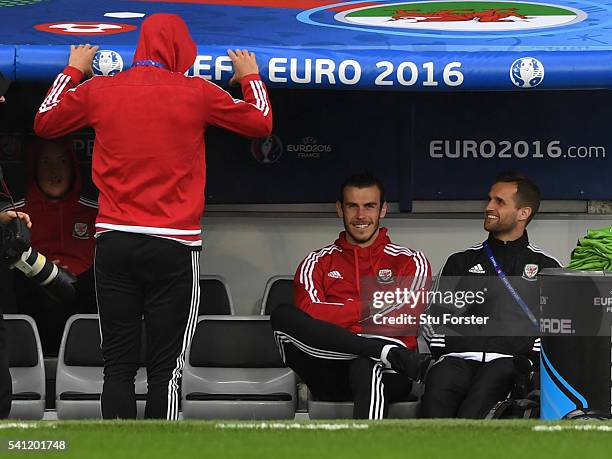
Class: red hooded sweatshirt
0,137,97,276
34,14,272,246
294,228,431,349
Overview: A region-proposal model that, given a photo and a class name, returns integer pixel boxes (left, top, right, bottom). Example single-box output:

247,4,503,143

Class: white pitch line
0,423,40,430
533,425,612,432
215,422,369,430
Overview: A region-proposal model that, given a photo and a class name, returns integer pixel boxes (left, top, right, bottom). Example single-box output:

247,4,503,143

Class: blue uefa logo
510,57,545,88
92,50,124,76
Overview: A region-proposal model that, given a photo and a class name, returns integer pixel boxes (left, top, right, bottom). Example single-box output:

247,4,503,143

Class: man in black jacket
0,70,35,418
421,171,561,418
0,72,14,418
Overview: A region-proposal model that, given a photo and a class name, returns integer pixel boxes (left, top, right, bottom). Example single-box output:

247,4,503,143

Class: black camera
0,217,76,303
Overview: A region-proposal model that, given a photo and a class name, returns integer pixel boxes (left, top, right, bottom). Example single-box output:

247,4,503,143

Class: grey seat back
5,314,45,420
199,275,234,315
260,276,293,315
55,314,147,419
182,316,296,419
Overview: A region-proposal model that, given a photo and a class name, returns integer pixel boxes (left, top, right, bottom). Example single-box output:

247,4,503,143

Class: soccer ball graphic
251,135,283,164
510,57,544,88
93,50,124,76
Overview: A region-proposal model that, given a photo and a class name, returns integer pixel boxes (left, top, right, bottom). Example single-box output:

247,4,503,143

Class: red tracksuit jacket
34,14,273,246
0,137,97,276
294,228,431,349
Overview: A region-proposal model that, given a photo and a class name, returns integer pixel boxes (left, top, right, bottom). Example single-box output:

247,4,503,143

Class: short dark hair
495,170,540,224
339,173,385,205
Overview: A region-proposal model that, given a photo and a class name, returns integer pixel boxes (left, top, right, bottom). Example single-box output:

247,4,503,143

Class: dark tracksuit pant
0,263,13,418
94,232,200,420
0,313,11,418
271,304,413,419
421,356,517,418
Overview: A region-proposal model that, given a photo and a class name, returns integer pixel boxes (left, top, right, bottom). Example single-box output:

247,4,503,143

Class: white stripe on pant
166,251,200,420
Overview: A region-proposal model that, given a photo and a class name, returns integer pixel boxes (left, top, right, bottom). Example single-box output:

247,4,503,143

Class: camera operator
0,210,32,418
0,70,33,417
1,137,97,356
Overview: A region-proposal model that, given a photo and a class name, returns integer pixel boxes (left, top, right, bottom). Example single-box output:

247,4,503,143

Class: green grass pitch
1,419,611,458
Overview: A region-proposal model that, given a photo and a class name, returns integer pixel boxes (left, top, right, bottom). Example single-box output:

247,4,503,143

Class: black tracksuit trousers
421,356,517,418
0,313,11,418
94,232,200,420
271,304,413,419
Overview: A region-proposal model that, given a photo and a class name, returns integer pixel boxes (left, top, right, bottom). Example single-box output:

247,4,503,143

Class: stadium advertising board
0,0,610,90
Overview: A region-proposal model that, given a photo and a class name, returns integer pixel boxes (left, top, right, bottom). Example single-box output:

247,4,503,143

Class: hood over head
133,13,197,73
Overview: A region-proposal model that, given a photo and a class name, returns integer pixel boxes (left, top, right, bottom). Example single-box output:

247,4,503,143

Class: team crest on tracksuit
522,263,539,280
377,269,395,284
72,222,89,239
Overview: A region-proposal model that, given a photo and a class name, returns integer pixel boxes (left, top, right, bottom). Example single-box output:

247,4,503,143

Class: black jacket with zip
425,232,561,360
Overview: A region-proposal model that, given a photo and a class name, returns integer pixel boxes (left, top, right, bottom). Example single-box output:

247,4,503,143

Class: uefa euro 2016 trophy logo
510,57,545,88
251,135,283,164
93,50,124,76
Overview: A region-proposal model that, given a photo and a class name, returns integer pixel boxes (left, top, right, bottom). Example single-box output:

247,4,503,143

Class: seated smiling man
421,171,561,419
271,173,431,419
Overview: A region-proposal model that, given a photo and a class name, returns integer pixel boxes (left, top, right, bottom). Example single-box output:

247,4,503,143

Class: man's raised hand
227,49,259,86
68,44,99,77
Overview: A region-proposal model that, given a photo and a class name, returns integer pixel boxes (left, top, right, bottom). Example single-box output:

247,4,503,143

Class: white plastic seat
182,316,297,419
55,314,147,419
260,276,293,315
5,314,45,420
199,275,234,315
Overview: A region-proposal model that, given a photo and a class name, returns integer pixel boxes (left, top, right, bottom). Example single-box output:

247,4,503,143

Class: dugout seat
182,315,297,419
260,275,293,315
55,314,147,419
308,337,431,419
199,275,234,315
307,383,423,419
4,314,45,420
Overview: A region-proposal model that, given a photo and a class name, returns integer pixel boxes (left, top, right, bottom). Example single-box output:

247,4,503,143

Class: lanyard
482,240,538,329
132,60,167,70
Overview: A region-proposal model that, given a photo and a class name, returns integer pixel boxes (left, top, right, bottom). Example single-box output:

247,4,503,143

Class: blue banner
12,45,612,90
0,0,611,90
0,46,15,80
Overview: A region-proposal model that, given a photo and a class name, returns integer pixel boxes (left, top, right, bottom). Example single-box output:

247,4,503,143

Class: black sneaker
386,347,432,380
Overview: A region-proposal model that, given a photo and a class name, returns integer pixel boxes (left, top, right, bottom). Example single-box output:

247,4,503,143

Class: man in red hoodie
0,137,98,356
34,14,272,419
271,174,431,419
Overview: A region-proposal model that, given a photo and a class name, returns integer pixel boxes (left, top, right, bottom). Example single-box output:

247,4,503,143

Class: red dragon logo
389,8,528,22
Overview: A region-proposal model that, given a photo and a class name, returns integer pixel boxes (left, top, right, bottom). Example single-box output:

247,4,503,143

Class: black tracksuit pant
0,263,12,418
271,304,413,419
0,313,11,418
94,232,200,420
421,356,517,418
